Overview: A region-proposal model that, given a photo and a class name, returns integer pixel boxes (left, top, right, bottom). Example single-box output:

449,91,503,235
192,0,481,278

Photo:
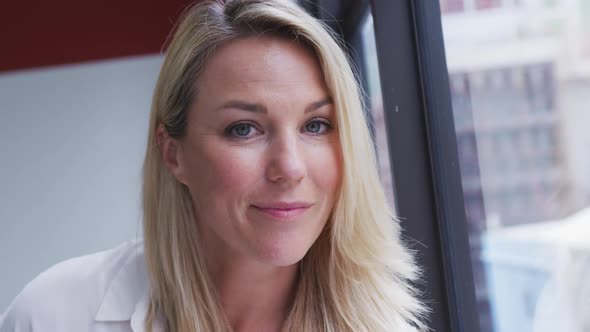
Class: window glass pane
441,1,590,332
441,0,466,13
360,13,397,212
475,0,502,10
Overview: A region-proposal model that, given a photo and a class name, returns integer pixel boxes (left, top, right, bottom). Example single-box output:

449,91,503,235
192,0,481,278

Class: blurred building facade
440,0,590,331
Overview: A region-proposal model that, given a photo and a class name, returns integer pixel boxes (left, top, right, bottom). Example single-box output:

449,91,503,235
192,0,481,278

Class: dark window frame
300,0,481,331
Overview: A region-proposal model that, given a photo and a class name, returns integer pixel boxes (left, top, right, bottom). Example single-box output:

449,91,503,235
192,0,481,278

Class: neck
200,230,299,332
210,259,298,332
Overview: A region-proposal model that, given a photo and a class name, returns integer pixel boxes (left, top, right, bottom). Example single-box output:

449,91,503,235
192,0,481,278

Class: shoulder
0,241,144,332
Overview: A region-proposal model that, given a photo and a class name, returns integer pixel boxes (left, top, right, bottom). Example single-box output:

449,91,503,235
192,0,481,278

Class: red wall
0,0,197,72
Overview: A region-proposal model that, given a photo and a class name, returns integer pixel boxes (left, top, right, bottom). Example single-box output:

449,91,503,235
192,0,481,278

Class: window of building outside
358,14,397,213
582,0,590,58
441,0,465,13
440,0,590,331
475,0,502,10
441,0,505,13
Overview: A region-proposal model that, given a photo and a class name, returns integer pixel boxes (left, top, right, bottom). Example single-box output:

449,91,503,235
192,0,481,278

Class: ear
156,124,187,184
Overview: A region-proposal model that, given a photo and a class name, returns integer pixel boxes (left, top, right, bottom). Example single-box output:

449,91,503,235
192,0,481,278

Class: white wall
0,54,164,310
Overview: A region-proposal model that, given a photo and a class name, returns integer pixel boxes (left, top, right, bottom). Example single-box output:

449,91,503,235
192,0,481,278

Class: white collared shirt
0,241,165,332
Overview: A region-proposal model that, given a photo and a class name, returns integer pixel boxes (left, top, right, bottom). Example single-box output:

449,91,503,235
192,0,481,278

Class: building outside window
441,0,590,331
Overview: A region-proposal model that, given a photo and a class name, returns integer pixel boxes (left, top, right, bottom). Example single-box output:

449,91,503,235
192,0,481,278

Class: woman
1,0,427,331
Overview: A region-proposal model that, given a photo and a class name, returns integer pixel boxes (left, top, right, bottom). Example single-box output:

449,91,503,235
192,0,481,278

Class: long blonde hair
142,0,427,331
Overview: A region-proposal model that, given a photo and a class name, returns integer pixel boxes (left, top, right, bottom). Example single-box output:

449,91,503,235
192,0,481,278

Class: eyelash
225,121,260,139
304,119,333,135
224,118,334,140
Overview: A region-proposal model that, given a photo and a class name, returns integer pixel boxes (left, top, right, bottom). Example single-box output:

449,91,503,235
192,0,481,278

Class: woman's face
170,36,341,267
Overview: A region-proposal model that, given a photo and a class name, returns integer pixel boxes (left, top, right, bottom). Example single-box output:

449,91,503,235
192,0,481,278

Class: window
441,0,590,330
475,0,502,10
363,1,481,331
441,0,465,13
360,14,396,210
583,0,590,58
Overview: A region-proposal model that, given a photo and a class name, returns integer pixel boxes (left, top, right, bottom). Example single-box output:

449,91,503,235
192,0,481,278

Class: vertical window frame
369,1,481,331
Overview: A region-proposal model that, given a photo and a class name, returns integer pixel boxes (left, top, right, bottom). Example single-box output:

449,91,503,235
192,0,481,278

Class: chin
254,240,313,267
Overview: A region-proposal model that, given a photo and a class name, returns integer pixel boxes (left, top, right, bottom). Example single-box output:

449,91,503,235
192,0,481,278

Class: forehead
196,36,329,100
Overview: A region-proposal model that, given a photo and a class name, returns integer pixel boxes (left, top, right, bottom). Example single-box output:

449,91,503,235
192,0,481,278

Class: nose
265,134,306,185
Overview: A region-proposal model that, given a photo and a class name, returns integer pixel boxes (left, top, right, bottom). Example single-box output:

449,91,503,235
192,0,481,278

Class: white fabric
0,241,165,332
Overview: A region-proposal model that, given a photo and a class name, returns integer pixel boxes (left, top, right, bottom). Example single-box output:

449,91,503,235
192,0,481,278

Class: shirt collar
94,242,165,331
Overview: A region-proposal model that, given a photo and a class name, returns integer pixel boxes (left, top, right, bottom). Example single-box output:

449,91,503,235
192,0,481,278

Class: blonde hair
142,0,427,331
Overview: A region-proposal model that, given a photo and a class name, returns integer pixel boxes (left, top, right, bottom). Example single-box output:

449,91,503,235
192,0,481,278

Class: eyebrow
216,97,333,114
304,97,333,114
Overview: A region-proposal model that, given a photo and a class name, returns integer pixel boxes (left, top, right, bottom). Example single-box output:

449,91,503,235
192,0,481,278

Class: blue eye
304,119,332,134
226,122,259,138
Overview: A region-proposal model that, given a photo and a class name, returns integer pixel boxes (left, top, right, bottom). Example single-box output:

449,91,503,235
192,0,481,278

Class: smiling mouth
251,203,312,219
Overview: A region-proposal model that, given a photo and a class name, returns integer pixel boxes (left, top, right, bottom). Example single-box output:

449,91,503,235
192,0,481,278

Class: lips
251,201,312,219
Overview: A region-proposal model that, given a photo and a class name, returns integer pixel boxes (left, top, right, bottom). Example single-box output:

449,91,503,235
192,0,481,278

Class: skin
159,36,342,331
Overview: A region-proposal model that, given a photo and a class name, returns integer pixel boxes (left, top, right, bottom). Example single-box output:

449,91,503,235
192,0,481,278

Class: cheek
185,144,261,202
314,141,342,188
